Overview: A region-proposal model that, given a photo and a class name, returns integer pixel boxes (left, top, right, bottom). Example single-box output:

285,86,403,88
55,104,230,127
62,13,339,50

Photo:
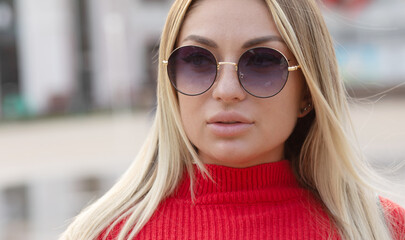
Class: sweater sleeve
380,197,405,240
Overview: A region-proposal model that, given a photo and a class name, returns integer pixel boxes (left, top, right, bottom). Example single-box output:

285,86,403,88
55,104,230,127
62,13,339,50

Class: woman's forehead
177,0,282,49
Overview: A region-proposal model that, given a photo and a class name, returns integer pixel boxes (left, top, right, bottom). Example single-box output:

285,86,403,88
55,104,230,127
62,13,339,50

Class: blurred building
0,0,173,120
0,0,173,239
0,0,404,239
323,0,405,90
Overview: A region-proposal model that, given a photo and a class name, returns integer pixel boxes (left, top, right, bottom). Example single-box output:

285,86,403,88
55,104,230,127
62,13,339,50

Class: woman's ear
298,86,313,118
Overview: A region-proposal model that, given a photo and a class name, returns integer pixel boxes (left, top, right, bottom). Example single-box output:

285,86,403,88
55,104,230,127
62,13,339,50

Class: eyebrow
242,35,284,48
182,35,218,48
181,35,284,49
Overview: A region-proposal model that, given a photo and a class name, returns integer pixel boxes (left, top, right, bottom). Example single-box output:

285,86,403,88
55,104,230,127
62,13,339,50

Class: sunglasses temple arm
288,65,300,72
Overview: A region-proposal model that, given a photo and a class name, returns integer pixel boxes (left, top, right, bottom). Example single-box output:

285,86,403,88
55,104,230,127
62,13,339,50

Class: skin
177,0,311,168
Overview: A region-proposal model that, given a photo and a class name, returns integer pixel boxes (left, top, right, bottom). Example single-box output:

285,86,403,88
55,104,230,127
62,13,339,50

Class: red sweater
101,160,405,240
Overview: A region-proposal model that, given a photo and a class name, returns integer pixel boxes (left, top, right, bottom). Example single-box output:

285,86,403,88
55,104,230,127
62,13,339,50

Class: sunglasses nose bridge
217,62,238,72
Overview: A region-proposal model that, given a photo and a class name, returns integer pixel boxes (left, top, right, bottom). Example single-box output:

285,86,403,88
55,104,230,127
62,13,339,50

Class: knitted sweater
101,160,405,240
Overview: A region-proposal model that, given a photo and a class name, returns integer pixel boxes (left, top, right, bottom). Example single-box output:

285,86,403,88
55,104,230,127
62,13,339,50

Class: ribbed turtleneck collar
173,160,304,204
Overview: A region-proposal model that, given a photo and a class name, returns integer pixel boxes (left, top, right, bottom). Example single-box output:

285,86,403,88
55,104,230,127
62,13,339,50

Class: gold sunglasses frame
162,45,301,98
162,45,300,72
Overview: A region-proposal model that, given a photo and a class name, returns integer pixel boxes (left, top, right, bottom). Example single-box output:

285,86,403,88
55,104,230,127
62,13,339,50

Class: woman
61,0,405,239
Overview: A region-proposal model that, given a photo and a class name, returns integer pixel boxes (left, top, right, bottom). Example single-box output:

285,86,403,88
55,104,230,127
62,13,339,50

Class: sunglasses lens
167,46,217,95
238,48,289,98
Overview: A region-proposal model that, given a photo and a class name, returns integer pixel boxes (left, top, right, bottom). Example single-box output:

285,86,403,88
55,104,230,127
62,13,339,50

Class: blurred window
72,0,93,112
2,185,29,240
0,0,22,119
70,176,102,216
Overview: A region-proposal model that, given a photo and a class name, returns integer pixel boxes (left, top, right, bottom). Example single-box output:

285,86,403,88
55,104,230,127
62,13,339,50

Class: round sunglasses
162,45,300,98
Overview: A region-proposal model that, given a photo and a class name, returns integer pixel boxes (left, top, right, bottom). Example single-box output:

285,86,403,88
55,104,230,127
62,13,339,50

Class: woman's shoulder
379,196,405,239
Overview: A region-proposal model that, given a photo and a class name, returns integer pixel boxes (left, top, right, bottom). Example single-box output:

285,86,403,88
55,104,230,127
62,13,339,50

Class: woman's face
176,0,310,168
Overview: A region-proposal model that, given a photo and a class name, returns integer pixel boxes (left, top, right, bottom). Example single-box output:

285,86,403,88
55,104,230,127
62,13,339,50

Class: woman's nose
211,63,247,102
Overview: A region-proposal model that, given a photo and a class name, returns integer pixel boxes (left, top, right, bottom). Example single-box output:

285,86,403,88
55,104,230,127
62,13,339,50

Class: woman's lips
207,122,253,137
207,112,254,137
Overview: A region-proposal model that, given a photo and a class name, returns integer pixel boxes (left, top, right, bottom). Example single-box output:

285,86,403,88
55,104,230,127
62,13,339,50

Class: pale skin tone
177,0,311,168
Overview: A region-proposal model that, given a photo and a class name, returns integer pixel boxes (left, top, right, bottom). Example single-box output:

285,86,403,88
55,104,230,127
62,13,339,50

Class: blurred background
0,0,404,239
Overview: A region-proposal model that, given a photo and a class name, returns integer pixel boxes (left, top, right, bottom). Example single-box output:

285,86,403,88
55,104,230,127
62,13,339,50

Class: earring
301,103,312,114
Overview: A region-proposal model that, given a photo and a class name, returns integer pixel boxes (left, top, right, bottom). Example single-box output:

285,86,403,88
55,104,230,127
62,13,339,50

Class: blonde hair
60,0,398,239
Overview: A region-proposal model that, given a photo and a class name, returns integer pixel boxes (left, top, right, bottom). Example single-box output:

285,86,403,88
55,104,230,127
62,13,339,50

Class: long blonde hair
60,0,397,239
